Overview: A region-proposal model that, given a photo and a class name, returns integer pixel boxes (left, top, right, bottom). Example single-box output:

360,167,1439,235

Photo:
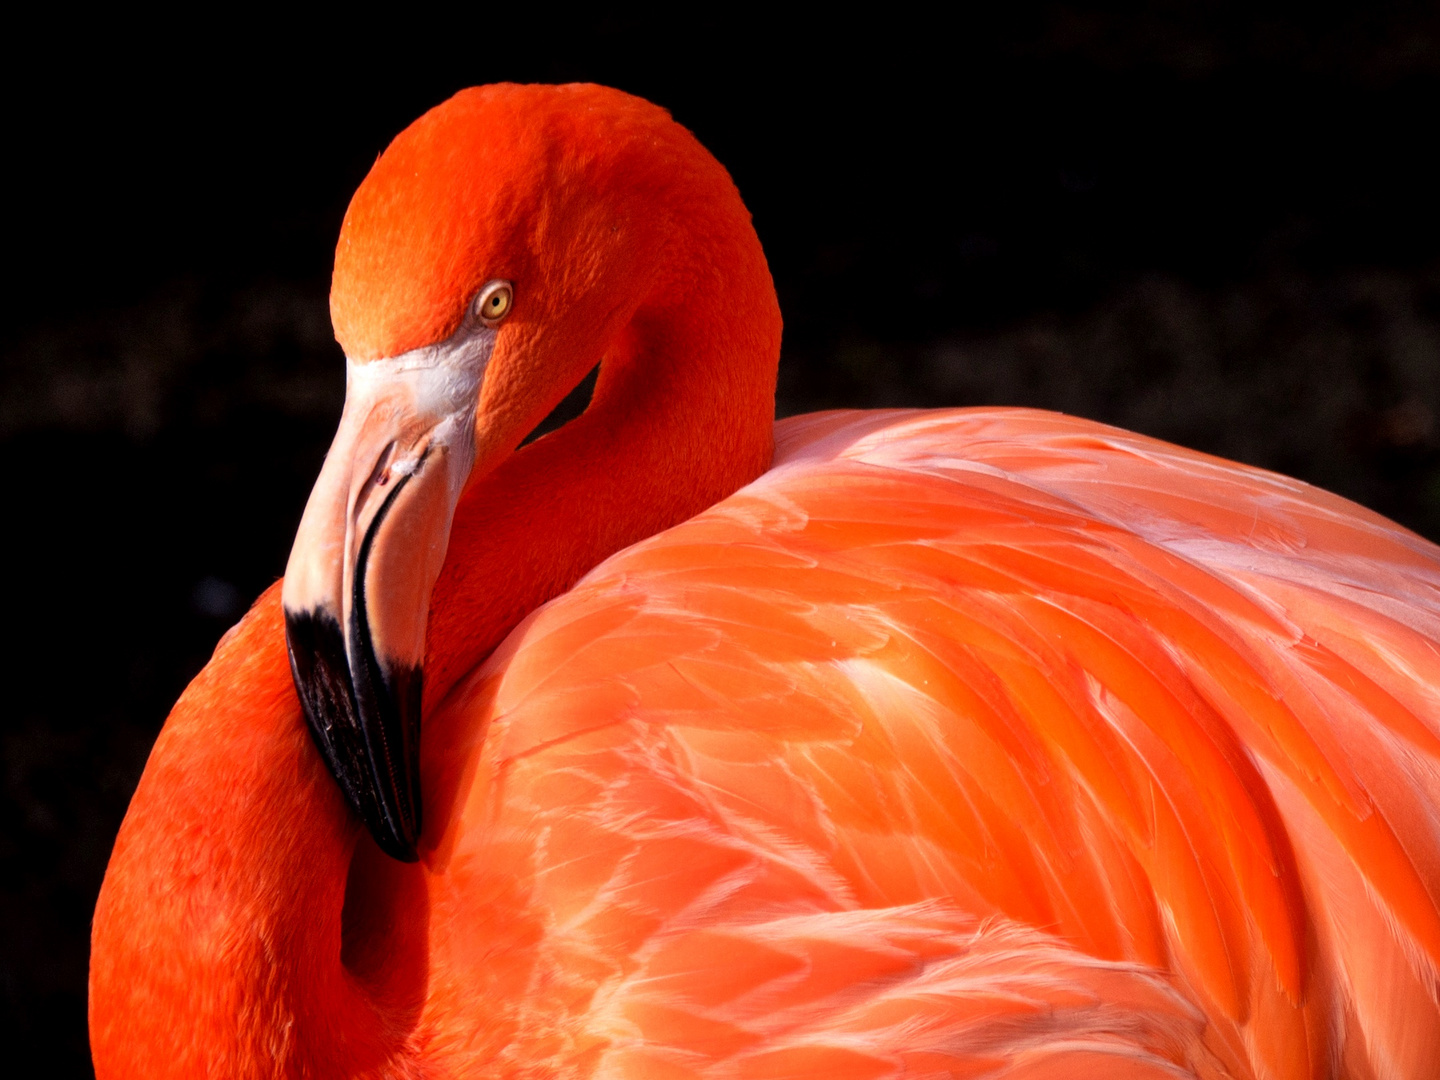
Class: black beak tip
374,824,421,863
284,606,424,863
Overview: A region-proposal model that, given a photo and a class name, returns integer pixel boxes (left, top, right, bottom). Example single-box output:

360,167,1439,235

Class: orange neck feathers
90,598,392,1075
90,84,781,1077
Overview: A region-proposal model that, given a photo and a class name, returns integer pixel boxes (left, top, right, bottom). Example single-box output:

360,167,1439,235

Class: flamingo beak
281,338,487,861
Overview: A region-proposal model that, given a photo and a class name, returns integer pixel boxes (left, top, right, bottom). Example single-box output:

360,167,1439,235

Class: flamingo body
89,85,1440,1080
411,407,1440,1079
96,408,1440,1078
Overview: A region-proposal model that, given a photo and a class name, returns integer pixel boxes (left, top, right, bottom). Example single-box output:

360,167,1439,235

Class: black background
4,7,1440,1073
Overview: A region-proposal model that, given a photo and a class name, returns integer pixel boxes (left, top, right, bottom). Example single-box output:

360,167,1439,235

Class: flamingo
89,83,1440,1079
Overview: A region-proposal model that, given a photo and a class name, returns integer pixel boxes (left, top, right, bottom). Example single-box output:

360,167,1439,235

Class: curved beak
281,340,486,861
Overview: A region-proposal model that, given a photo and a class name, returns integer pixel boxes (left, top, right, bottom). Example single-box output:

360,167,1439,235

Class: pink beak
281,334,488,860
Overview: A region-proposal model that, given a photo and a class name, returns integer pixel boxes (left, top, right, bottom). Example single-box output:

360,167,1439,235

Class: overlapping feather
417,408,1440,1079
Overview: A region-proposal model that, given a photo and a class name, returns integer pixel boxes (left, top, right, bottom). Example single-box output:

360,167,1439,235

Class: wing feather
424,408,1440,1078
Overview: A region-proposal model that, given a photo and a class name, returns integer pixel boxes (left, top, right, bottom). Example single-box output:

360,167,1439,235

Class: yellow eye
475,281,513,323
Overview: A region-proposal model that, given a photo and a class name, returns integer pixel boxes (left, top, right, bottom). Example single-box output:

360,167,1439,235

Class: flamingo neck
424,207,782,705
90,590,420,1078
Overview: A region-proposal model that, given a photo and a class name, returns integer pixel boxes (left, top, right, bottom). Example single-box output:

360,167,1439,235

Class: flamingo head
280,84,760,860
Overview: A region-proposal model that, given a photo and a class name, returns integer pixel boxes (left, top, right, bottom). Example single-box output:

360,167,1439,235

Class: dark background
4,6,1440,1073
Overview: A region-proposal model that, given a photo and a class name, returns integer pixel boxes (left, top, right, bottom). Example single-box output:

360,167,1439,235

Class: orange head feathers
334,83,740,355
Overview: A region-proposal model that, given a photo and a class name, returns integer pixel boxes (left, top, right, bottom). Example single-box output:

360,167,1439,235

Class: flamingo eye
474,281,513,323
